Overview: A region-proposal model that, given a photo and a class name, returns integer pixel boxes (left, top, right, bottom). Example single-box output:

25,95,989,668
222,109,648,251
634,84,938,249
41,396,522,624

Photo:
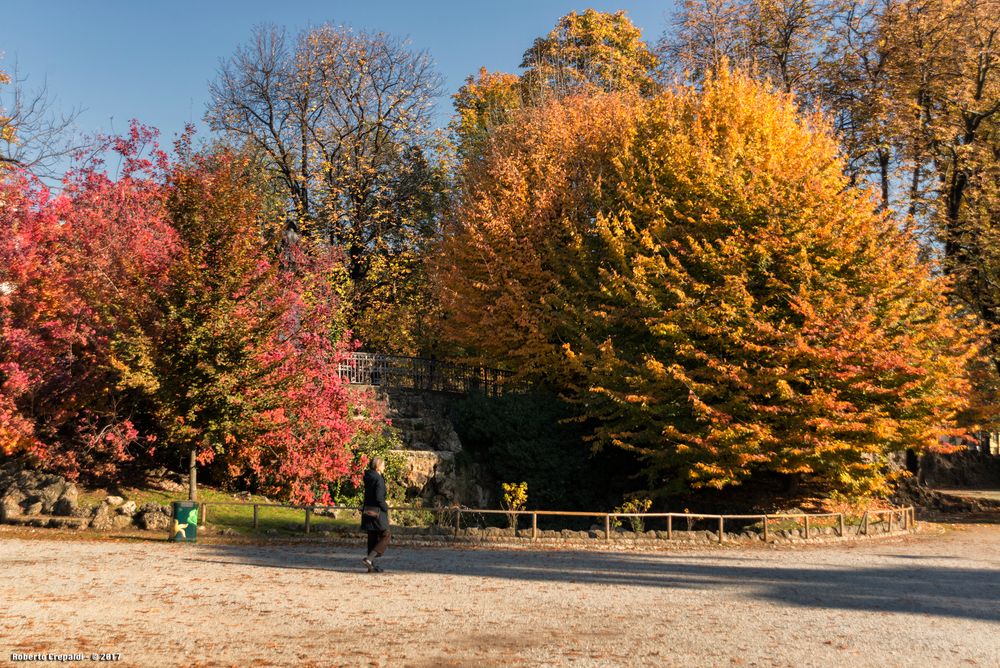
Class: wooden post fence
190,502,914,546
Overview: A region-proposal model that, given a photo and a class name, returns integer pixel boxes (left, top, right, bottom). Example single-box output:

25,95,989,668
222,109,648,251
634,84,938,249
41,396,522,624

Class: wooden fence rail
198,501,916,544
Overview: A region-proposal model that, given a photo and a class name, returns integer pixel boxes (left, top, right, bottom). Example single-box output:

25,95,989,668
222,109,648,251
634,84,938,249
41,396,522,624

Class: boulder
117,500,137,516
53,483,78,516
37,481,66,514
23,501,43,516
89,504,116,531
104,495,125,507
13,470,43,492
136,509,171,531
111,514,134,530
53,496,78,517
0,489,26,521
143,467,187,493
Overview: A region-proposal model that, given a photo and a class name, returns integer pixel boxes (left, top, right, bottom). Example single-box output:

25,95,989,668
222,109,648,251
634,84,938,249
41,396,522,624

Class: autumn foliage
438,70,978,496
0,125,378,501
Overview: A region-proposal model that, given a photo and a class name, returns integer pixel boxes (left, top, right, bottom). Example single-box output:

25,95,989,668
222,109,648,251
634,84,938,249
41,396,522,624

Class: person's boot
362,557,374,573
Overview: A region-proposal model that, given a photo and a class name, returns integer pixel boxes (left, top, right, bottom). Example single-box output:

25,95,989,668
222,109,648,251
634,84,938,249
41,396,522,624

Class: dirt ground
1,521,998,667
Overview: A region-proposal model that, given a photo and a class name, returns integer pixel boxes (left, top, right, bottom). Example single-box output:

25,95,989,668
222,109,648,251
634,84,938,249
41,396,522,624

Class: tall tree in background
452,10,659,163
521,9,660,96
665,1,897,204
0,60,90,179
207,24,445,354
666,0,836,95
439,71,978,497
665,0,1000,391
883,0,1000,376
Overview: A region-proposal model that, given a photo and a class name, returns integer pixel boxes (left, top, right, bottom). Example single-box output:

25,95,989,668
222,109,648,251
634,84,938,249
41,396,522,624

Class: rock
392,449,459,505
23,501,43,516
104,495,125,507
89,504,116,530
13,470,43,492
1,490,26,521
53,483,79,516
139,502,170,515
117,500,137,516
143,467,187,493
111,514,134,530
37,481,66,514
136,509,171,531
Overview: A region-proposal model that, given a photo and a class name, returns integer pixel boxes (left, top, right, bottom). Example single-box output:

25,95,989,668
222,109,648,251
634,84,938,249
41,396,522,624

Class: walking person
361,456,391,573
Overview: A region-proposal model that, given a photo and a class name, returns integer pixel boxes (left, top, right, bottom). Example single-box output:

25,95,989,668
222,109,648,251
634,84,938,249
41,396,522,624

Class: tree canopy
438,69,978,496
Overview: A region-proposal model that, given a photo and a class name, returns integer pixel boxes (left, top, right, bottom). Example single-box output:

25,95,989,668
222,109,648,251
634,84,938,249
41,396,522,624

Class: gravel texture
1,522,998,667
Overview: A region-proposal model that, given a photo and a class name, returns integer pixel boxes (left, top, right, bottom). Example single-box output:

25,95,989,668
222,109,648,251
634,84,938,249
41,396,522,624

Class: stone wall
378,388,491,507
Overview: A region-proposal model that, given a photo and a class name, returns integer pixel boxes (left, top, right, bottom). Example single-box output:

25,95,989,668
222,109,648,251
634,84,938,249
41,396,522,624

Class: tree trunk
188,448,197,501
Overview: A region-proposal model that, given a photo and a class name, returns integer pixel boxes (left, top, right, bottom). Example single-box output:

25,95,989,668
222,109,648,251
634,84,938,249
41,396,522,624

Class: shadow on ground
185,527,1000,624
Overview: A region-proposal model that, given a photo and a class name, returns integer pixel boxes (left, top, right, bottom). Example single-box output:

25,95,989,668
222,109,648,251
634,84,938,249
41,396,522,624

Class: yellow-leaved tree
438,69,979,498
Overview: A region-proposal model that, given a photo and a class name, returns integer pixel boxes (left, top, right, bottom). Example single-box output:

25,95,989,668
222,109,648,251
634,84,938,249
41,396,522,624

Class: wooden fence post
667,515,673,540
201,503,207,527
304,507,311,534
762,516,768,543
605,514,611,541
455,509,461,537
804,515,810,539
888,510,893,533
532,513,537,541
838,513,844,538
863,511,869,536
253,504,259,529
718,517,724,544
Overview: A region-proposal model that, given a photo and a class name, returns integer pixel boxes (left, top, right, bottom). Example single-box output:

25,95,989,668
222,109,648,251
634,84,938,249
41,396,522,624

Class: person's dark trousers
367,530,391,558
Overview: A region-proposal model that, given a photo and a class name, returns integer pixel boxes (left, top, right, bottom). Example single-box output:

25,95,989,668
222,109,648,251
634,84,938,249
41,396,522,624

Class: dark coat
360,469,390,532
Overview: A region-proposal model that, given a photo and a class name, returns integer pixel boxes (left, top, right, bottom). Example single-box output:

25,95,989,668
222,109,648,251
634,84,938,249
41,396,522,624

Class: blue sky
1,1,677,149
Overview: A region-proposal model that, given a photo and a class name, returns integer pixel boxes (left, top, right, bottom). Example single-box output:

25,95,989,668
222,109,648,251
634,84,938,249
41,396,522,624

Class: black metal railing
336,353,528,396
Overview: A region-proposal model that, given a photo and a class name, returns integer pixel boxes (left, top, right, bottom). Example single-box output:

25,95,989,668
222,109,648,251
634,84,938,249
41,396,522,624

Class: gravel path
2,522,998,667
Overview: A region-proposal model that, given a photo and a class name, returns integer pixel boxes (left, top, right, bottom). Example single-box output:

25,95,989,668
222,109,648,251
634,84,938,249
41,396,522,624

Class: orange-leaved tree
439,69,978,497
